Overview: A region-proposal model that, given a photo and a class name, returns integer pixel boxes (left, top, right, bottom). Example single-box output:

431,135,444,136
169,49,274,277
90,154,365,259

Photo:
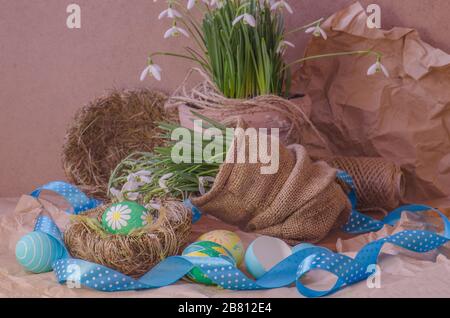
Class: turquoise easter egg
182,241,236,286
245,236,292,279
15,231,64,273
102,201,150,235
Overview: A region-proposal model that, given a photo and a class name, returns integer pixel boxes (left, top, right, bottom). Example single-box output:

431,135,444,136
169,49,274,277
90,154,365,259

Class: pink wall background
1,0,449,196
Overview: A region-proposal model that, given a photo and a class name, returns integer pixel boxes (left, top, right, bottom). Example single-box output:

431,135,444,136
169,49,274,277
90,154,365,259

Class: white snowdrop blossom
105,204,131,230
140,63,162,81
305,24,327,40
125,191,140,201
164,25,190,38
121,181,141,201
127,170,153,186
187,0,210,10
109,187,124,201
198,176,216,195
158,173,174,192
158,7,182,19
276,40,295,54
122,180,139,192
232,13,256,27
270,1,293,14
187,0,196,10
367,60,389,77
145,200,161,211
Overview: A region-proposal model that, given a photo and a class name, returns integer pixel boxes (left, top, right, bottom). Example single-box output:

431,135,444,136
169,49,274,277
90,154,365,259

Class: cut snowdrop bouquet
142,0,388,99
108,113,230,204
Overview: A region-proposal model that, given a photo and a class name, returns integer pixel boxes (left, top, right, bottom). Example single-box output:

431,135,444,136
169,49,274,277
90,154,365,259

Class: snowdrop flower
367,60,389,77
158,7,182,19
127,170,153,186
270,1,293,14
232,13,256,27
111,186,140,201
145,200,161,211
105,204,131,230
187,0,210,10
164,25,190,38
276,40,295,54
198,176,216,195
122,181,138,192
125,192,140,201
109,187,124,201
158,173,174,192
187,0,197,10
305,24,327,40
140,63,162,81
121,181,141,201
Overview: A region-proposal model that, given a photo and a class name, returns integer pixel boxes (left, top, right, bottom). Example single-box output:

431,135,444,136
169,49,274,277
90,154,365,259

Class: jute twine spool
64,201,191,278
327,157,405,212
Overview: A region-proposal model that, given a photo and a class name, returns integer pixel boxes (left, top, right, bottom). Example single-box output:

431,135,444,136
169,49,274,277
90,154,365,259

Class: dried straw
64,200,191,278
165,68,328,146
62,89,174,198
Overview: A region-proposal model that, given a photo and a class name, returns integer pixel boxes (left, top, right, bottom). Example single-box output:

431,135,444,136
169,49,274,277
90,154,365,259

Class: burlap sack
191,122,351,243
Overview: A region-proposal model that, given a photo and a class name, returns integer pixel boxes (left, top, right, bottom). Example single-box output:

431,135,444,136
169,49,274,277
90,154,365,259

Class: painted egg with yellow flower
197,230,244,266
102,201,153,235
182,241,236,286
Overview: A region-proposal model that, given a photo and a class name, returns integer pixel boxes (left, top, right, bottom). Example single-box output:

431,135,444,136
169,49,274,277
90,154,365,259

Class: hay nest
64,200,191,278
62,89,175,198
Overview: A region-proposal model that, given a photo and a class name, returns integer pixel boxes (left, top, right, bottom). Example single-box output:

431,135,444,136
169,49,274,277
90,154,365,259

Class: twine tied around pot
165,68,329,147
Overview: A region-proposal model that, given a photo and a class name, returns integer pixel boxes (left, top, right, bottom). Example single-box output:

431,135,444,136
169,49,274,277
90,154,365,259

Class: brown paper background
294,2,450,202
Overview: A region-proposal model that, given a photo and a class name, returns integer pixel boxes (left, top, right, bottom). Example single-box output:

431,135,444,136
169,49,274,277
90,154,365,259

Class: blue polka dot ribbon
30,178,450,297
31,181,101,214
34,215,70,258
183,199,202,223
336,171,450,235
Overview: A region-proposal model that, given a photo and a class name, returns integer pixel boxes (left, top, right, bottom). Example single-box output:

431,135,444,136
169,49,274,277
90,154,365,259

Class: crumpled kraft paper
293,2,450,202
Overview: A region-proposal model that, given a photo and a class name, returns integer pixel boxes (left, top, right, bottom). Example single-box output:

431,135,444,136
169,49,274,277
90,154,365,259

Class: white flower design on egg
105,204,131,230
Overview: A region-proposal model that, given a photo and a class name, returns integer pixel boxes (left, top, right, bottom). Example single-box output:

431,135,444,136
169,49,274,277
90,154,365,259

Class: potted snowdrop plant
108,113,230,204
140,0,388,144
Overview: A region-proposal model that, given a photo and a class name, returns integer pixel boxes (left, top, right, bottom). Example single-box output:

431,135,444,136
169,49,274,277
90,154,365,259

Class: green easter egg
15,231,64,273
102,201,150,235
182,241,236,286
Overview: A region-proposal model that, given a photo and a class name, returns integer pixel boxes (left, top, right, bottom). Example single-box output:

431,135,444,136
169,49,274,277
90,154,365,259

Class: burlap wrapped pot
191,121,351,244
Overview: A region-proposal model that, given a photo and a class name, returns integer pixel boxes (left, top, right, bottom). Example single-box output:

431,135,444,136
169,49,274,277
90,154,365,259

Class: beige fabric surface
1,195,450,298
